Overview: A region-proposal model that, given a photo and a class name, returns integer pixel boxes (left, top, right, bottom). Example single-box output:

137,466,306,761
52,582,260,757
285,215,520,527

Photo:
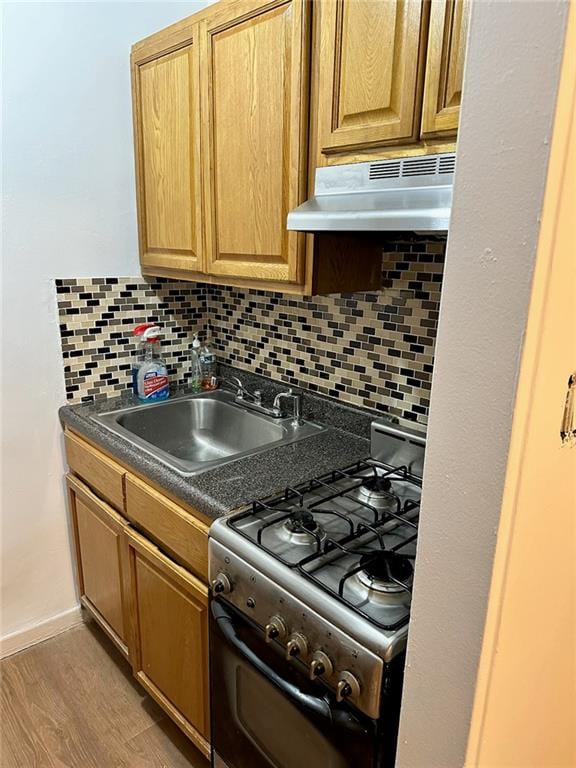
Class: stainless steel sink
91,390,325,475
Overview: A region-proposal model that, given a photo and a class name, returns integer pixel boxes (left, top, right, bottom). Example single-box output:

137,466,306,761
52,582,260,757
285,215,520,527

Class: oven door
209,599,379,768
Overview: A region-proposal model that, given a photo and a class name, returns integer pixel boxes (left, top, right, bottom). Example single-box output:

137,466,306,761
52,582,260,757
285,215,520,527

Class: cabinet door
125,527,210,757
66,475,130,657
200,0,310,284
421,0,470,138
316,0,425,158
131,39,203,275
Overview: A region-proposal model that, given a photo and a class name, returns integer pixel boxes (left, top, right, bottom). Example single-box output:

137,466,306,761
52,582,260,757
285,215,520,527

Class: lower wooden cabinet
67,474,130,658
124,526,210,757
65,434,211,757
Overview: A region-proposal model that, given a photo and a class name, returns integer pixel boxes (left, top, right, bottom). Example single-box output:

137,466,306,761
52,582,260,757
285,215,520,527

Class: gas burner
278,508,327,546
362,476,392,494
355,551,413,595
286,508,317,532
356,473,397,511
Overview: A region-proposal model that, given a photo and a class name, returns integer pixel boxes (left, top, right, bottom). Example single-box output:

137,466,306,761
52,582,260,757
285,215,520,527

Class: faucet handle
273,388,303,425
253,390,262,405
219,375,245,398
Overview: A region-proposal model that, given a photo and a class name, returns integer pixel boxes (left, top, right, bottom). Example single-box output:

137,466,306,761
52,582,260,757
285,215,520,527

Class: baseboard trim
0,605,83,659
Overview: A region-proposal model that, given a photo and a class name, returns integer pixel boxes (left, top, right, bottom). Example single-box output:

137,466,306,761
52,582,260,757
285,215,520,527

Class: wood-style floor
0,620,210,768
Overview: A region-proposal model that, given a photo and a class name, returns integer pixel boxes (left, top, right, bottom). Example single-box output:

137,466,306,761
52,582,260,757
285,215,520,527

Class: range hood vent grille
287,152,456,233
369,160,402,180
438,154,456,174
369,153,456,181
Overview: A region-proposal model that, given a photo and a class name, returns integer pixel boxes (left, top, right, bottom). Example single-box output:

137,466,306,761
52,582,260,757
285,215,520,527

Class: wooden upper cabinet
200,0,310,284
131,36,203,275
421,0,470,138
316,0,426,159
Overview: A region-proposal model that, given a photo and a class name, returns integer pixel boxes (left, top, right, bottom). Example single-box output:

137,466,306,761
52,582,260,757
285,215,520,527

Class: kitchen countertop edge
59,398,371,521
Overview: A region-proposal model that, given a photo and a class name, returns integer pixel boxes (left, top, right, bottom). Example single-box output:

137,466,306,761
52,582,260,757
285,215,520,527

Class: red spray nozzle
133,323,155,337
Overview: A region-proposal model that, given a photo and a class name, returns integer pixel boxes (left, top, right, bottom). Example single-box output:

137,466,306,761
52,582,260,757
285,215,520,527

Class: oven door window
210,600,378,768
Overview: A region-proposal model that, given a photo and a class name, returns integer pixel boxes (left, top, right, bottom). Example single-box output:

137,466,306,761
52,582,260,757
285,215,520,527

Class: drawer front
125,474,209,581
65,431,125,510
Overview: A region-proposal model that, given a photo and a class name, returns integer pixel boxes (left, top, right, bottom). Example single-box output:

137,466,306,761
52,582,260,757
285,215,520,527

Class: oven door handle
212,600,369,734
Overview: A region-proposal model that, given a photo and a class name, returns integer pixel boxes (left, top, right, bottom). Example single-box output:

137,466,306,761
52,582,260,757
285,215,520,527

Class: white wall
396,1,569,765
1,0,213,654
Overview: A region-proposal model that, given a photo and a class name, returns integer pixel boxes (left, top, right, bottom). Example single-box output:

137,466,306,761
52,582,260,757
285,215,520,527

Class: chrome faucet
273,389,303,426
219,377,303,424
219,375,262,406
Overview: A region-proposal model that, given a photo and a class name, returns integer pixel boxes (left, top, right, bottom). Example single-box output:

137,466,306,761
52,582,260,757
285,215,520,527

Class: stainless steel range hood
287,152,455,233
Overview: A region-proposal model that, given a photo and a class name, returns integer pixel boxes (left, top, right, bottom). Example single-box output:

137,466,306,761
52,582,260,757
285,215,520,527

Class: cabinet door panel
67,475,129,656
317,0,425,156
132,42,203,273
125,528,210,757
421,0,470,137
201,0,309,283
76,498,125,637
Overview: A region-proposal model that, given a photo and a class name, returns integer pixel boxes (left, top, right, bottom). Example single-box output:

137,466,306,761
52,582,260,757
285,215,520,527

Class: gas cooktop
209,420,425,718
210,419,425,652
227,459,421,631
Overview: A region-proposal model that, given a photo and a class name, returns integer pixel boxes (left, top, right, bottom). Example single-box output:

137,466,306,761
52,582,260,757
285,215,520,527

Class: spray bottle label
142,370,169,400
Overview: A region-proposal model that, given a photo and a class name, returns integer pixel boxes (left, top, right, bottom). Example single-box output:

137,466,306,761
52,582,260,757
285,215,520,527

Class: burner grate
335,535,417,598
227,458,421,629
250,501,355,564
297,526,419,631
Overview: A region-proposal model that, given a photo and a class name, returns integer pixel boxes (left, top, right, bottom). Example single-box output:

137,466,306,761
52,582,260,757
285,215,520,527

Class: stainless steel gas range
208,420,425,768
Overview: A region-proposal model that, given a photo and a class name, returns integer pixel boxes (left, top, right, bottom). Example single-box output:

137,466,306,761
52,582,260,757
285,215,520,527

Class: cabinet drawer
125,474,209,581
65,431,125,510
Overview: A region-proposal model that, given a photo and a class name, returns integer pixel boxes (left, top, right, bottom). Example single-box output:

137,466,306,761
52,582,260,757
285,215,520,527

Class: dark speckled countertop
59,366,381,520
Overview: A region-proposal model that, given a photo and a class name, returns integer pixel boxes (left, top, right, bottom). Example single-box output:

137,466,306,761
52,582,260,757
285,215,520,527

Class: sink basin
91,390,325,475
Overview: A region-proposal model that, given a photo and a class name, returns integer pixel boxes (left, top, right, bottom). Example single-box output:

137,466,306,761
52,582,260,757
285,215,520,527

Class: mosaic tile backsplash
56,278,206,402
56,236,445,428
208,238,445,426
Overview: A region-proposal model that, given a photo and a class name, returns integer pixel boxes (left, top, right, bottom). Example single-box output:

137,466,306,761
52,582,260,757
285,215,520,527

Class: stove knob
212,573,233,595
285,633,308,661
309,650,334,680
264,615,287,643
336,671,361,702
